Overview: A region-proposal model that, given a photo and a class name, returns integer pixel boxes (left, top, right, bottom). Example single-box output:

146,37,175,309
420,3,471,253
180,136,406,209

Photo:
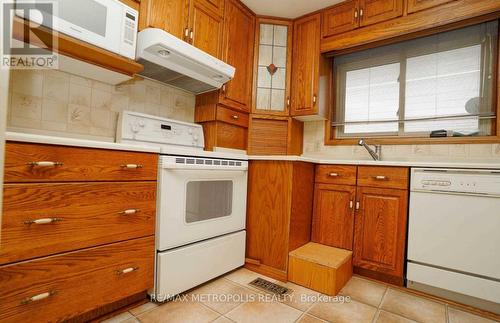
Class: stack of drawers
0,142,157,322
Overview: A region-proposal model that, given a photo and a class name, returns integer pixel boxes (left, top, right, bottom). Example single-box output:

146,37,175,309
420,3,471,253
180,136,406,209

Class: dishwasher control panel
411,168,500,195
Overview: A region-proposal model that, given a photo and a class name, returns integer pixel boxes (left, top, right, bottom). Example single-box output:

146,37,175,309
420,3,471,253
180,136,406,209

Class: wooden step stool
288,242,352,296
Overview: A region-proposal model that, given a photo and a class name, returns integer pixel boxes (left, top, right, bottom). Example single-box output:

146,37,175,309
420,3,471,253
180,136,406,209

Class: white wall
303,121,500,162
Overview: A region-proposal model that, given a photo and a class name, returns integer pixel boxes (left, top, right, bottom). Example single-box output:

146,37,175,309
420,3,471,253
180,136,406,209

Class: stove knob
131,124,140,134
188,128,193,135
138,120,145,127
193,134,199,141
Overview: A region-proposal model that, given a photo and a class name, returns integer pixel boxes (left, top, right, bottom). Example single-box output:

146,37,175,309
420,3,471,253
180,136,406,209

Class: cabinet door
359,0,403,27
219,0,255,112
291,13,321,116
407,0,454,13
246,161,293,276
312,184,356,250
322,0,359,38
189,0,224,58
353,187,408,279
139,0,189,40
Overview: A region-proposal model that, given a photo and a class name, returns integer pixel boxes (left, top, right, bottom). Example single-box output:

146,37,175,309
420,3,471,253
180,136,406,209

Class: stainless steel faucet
358,139,382,161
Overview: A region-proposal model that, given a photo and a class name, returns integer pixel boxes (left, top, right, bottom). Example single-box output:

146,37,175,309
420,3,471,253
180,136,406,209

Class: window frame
326,19,500,146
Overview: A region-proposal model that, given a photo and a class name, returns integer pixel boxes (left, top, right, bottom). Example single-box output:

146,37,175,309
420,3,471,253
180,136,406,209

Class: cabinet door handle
119,209,141,215
312,95,317,105
355,201,360,210
120,164,143,169
222,84,226,93
24,218,62,225
359,8,364,17
349,200,354,209
116,267,139,275
190,29,194,41
21,290,57,305
184,27,189,38
354,9,358,19
27,161,63,167
287,97,291,107
373,175,388,180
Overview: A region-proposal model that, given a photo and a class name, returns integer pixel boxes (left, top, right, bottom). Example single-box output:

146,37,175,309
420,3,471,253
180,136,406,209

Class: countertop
6,132,500,169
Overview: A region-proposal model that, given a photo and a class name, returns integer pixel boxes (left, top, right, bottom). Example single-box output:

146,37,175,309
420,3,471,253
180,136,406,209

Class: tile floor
102,268,499,323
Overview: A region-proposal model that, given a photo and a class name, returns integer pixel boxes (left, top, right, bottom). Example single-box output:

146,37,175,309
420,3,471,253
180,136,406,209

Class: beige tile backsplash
7,69,195,141
303,121,500,162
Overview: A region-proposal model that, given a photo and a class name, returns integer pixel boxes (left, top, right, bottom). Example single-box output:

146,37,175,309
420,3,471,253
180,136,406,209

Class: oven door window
185,180,233,223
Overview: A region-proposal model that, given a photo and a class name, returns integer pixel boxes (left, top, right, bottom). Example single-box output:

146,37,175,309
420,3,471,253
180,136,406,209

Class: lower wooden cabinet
245,161,315,280
0,236,154,323
311,183,356,250
311,164,409,285
353,186,408,285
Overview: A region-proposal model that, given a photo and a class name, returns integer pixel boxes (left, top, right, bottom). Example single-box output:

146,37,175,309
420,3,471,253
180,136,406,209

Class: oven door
157,157,248,251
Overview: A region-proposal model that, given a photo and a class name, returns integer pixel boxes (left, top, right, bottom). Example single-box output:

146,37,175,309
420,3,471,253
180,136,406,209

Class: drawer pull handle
117,267,139,275
119,209,141,215
232,115,239,120
21,290,56,304
373,175,388,180
24,218,62,225
328,172,339,177
27,161,63,167
120,164,143,169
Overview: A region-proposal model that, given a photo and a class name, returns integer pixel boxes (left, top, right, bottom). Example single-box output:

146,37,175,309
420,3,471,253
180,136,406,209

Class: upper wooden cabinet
291,13,330,120
139,0,189,39
322,0,402,38
189,0,224,58
407,0,454,14
221,0,255,111
359,0,403,26
322,0,359,38
139,0,223,58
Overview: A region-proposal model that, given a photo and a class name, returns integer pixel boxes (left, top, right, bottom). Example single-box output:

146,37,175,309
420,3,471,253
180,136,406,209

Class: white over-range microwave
16,0,138,59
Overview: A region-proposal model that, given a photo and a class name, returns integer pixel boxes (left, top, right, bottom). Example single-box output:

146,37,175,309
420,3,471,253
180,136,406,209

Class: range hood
136,28,235,94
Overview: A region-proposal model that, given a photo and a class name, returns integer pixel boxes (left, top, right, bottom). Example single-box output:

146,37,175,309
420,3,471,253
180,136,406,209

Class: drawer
357,166,409,190
0,236,154,323
4,142,158,183
217,106,249,128
1,182,156,264
315,165,357,185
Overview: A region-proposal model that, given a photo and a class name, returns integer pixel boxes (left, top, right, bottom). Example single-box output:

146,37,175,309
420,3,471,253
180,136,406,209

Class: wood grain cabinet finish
407,0,455,13
216,106,249,127
291,13,321,117
1,182,156,264
138,0,189,39
247,116,303,156
312,183,356,250
315,165,357,186
189,0,224,58
0,237,154,323
358,0,403,27
219,0,255,112
4,143,157,183
245,161,314,281
357,166,409,190
353,187,408,284
322,0,359,38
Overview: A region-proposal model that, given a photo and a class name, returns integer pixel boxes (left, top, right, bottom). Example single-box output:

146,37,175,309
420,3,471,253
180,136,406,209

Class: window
333,21,498,139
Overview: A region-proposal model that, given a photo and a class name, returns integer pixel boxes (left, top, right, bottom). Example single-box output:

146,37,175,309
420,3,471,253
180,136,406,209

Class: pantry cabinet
311,164,409,285
139,0,223,58
246,161,315,281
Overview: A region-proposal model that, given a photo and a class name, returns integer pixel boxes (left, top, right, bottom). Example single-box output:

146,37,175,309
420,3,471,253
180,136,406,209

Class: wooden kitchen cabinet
291,13,329,120
358,0,403,27
246,161,315,281
247,115,303,156
407,0,454,14
353,186,408,285
189,0,224,58
138,0,223,58
312,184,356,250
322,0,359,38
138,0,189,39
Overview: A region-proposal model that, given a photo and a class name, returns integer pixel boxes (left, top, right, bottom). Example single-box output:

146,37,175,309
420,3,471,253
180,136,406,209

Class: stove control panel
116,111,204,150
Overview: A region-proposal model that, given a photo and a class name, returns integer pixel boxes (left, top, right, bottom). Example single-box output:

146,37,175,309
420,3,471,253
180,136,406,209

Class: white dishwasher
408,168,500,314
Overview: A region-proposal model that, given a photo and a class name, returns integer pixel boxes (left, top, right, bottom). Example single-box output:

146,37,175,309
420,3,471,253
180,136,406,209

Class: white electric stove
117,111,247,301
